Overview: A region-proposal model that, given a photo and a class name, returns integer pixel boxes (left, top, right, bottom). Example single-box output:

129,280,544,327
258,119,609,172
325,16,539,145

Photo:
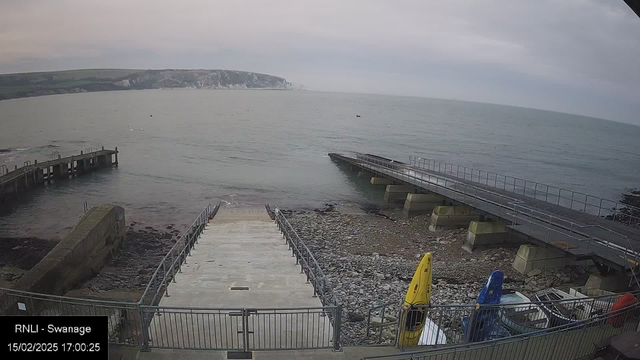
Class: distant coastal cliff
0,69,298,100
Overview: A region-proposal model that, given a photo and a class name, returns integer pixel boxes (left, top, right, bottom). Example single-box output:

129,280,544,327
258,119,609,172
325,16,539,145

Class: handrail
365,289,640,350
354,153,522,207
408,155,640,223
138,203,221,305
140,305,340,311
363,301,640,359
369,288,640,313
508,202,640,261
270,204,338,307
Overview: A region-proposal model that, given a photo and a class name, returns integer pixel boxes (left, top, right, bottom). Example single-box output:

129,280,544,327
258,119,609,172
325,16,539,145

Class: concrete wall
12,205,126,295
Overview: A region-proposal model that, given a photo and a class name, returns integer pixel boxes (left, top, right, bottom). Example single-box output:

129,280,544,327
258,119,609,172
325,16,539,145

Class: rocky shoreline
0,223,184,302
77,222,184,298
285,204,595,345
0,237,58,288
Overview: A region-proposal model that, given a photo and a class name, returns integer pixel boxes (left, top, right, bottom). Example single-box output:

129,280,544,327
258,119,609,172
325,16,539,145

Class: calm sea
1,90,639,239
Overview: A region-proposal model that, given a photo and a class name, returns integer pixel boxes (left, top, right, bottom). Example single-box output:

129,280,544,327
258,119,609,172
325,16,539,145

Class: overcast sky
1,0,639,124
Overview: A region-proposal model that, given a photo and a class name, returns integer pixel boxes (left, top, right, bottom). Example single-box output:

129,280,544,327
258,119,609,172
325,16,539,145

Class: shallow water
1,90,639,239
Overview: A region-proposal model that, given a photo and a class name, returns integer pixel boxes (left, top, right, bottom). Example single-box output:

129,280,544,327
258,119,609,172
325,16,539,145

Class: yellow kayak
398,252,432,347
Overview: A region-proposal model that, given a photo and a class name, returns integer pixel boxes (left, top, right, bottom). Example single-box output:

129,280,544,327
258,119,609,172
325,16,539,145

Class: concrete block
386,185,413,193
584,274,629,292
370,177,393,185
468,221,506,234
403,193,443,218
429,206,479,231
405,193,442,203
463,221,513,253
384,185,413,203
512,244,575,274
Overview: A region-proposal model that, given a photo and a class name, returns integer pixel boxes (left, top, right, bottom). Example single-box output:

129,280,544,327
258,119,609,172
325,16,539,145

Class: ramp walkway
146,206,334,351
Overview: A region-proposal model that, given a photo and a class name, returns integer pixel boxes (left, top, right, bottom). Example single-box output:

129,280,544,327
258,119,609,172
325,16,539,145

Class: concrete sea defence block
433,205,475,216
405,193,442,204
468,221,506,235
512,244,577,275
384,185,413,203
429,206,480,231
463,221,514,253
403,193,443,218
12,204,126,296
370,177,393,185
584,274,629,292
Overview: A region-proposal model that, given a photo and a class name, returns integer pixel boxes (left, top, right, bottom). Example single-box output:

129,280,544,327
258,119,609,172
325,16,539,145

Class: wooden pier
0,147,118,203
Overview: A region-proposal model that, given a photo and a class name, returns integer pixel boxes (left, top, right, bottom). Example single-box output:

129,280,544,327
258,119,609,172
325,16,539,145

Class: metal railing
0,287,143,346
408,155,640,225
350,153,639,269
363,301,640,360
139,203,220,307
141,305,341,351
366,301,402,344
509,201,640,283
365,289,639,350
269,204,339,308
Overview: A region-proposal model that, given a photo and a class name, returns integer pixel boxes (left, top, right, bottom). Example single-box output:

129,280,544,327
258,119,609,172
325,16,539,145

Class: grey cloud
0,0,639,123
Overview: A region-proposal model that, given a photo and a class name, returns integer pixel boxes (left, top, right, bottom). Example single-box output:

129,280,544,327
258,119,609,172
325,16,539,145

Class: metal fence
365,289,640,350
269,204,339,308
408,155,640,225
139,203,220,306
141,305,341,351
363,301,640,360
0,287,143,346
351,153,640,270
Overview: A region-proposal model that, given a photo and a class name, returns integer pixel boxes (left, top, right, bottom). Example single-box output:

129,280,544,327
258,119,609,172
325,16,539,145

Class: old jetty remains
0,147,118,203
